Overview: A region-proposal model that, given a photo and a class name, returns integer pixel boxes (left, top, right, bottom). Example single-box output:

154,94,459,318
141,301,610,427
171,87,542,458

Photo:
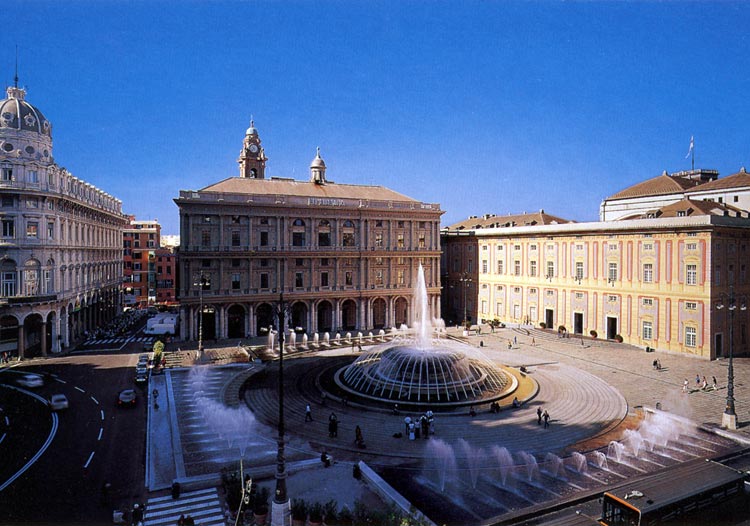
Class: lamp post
459,274,472,325
193,272,209,359
271,292,291,526
716,286,746,430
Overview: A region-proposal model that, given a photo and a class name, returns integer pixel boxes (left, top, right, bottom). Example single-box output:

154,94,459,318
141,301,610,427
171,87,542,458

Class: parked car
49,394,69,411
117,389,137,407
135,370,149,384
17,373,44,388
137,353,150,367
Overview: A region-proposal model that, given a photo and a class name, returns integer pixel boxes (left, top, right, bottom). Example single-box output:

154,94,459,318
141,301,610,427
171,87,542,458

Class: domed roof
310,147,326,169
0,86,51,137
245,119,258,137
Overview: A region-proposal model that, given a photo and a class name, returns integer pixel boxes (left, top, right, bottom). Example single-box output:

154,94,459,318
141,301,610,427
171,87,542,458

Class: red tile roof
685,168,750,193
607,172,702,200
445,210,573,230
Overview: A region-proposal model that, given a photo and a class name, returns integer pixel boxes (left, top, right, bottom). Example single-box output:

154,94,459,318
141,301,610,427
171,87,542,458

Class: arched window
23,259,40,296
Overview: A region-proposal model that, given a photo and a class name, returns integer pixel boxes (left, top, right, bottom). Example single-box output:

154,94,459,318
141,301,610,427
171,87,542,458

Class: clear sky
4,1,749,234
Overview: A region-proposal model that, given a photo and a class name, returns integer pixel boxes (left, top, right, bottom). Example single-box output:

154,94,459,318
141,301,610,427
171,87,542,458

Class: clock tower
238,120,267,179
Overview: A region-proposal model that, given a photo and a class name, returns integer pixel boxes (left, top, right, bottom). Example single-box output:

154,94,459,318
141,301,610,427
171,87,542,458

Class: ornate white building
0,84,127,358
175,122,443,342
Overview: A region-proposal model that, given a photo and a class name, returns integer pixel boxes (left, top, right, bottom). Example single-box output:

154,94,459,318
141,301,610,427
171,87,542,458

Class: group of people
176,513,195,525
403,411,435,440
0,351,12,363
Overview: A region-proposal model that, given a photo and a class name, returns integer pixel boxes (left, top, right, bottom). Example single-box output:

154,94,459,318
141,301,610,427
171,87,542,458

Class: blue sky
4,1,749,234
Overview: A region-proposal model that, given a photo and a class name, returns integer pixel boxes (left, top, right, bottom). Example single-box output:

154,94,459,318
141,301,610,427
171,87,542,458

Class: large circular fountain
334,265,514,409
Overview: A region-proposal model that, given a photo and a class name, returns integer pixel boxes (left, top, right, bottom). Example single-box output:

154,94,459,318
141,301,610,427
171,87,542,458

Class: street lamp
193,272,210,359
715,286,747,430
459,274,472,325
271,292,291,526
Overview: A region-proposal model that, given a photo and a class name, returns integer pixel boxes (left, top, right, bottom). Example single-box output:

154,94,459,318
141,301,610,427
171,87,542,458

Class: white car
49,394,69,411
17,373,44,388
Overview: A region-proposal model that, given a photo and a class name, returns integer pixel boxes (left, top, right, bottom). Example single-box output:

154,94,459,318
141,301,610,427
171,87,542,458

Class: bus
599,459,747,526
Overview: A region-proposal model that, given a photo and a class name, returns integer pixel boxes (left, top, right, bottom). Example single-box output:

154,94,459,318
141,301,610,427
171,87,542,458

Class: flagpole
692,138,695,171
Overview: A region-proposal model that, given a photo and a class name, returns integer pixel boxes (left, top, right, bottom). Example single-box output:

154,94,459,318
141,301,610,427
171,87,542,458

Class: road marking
98,428,103,441
4,415,8,426
101,410,105,420
0,433,5,444
55,378,66,384
75,386,85,393
0,389,58,491
84,451,95,468
90,396,99,405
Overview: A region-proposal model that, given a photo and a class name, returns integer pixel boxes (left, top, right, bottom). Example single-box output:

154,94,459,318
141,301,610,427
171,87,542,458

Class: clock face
249,144,259,153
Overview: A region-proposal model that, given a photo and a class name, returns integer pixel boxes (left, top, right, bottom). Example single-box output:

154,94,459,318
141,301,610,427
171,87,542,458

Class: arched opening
341,299,357,331
291,302,308,333
395,297,408,327
0,315,19,359
256,303,274,334
372,298,386,329
23,313,44,358
227,304,246,339
317,301,333,333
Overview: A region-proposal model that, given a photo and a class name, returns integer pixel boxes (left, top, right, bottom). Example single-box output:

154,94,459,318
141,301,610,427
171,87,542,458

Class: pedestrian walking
701,376,708,390
514,336,517,346
682,378,689,393
712,376,718,390
508,340,512,350
305,403,313,422
328,412,338,437
427,410,435,435
695,374,701,387
531,337,535,346
404,416,412,436
537,407,543,425
543,410,550,429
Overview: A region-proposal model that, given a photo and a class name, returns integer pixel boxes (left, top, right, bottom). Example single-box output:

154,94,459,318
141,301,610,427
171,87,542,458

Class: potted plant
291,499,307,526
589,330,598,339
614,334,623,343
336,505,354,526
323,499,338,525
252,486,270,526
539,321,546,329
308,502,324,526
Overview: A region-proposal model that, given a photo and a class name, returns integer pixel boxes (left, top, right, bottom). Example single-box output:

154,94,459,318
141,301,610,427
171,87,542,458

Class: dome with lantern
0,85,54,161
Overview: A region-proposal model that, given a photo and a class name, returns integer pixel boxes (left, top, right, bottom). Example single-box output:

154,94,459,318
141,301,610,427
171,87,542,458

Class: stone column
40,321,48,357
17,324,25,360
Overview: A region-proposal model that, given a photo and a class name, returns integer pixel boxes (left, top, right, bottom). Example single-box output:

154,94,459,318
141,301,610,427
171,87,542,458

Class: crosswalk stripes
144,487,226,526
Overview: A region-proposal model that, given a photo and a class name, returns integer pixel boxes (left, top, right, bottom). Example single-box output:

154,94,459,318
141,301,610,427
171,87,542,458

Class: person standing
712,376,718,390
683,378,689,393
305,404,313,422
543,410,550,429
328,412,338,437
537,407,543,425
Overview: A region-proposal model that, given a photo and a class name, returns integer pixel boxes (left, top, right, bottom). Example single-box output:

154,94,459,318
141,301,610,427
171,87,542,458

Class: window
481,300,488,314
686,264,697,285
685,326,697,347
47,222,54,239
686,243,697,250
260,231,268,246
514,244,521,251
642,321,653,340
260,273,269,289
482,260,488,274
26,221,38,238
231,259,240,267
318,232,331,246
321,258,329,266
1,166,12,181
576,261,584,281
201,231,210,247
514,260,521,276
419,221,426,229
397,234,404,248
231,231,240,247
231,273,240,290
321,271,329,287
608,263,618,282
714,266,721,286
685,302,697,310
397,269,405,285
345,271,353,286
546,261,554,278
575,292,584,299
375,233,383,248
295,258,304,267
342,232,355,247
2,195,12,207
530,261,537,277
232,216,240,224
26,198,38,208
375,220,383,227
293,232,306,246
497,260,504,274
643,263,653,283
1,271,15,296
295,272,303,288
418,234,426,248
530,288,537,294
27,170,38,183
642,298,653,306
202,259,211,267
397,221,405,228
2,218,14,237
375,270,383,285
530,244,537,251
546,290,554,296
260,217,269,225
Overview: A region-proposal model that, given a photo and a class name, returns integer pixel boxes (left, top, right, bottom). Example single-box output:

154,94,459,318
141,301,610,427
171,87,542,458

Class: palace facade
175,123,443,342
443,171,750,360
0,85,126,358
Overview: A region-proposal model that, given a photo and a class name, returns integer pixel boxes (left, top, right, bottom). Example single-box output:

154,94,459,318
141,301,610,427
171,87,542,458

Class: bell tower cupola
310,147,327,184
238,120,267,178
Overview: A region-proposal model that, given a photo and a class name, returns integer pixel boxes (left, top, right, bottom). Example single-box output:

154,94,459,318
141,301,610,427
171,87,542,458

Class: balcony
3,293,58,305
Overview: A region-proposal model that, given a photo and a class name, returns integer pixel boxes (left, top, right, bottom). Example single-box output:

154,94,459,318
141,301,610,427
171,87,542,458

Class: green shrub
539,322,546,329
589,330,598,338
614,334,624,343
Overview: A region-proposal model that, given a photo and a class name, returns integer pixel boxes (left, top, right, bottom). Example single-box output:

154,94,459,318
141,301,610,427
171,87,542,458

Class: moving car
117,389,137,407
17,373,44,388
135,370,149,384
137,353,150,367
49,394,69,411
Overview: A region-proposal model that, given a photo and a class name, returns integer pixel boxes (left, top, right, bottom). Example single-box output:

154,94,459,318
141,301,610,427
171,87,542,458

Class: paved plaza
145,326,750,524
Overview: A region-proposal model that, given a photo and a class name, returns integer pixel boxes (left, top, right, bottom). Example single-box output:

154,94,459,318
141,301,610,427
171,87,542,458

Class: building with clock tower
237,120,267,179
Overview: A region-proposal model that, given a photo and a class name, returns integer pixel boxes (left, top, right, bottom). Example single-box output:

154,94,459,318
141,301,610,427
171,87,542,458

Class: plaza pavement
144,327,750,523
